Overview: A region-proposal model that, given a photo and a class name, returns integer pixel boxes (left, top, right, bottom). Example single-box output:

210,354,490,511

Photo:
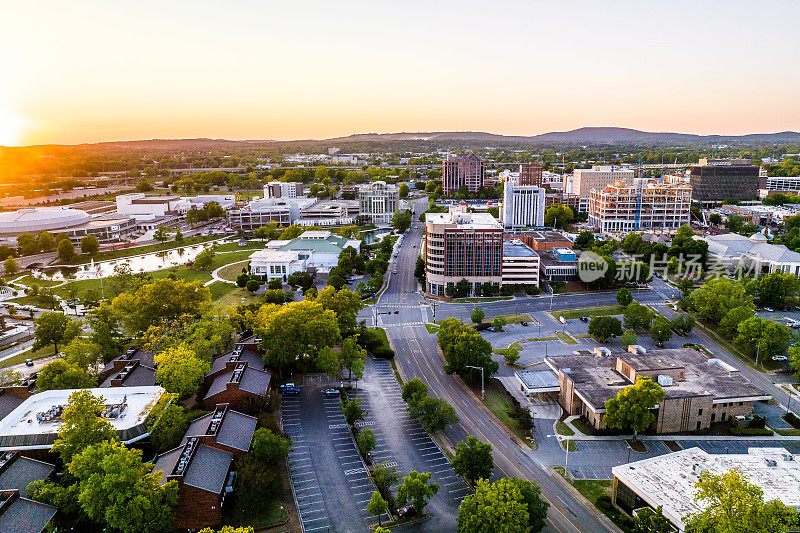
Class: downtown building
358,180,400,224
688,158,760,202
442,152,485,195
569,165,635,198
424,205,503,296
264,181,304,199
500,180,546,228
588,177,692,234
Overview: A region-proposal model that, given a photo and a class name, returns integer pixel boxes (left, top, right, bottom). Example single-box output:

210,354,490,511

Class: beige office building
571,165,635,198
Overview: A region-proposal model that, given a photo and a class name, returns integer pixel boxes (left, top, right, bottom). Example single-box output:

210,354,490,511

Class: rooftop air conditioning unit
657,375,673,387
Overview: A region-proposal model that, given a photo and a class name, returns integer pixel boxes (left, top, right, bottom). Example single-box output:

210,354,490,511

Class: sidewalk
560,417,800,441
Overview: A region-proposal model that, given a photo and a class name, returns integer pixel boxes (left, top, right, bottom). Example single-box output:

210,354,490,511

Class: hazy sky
2,0,799,146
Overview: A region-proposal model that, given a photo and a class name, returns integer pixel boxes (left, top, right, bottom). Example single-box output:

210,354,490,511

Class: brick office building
442,152,485,195
424,205,503,296
520,163,543,186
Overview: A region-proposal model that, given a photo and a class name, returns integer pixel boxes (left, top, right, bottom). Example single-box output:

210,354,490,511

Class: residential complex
588,177,692,233
570,165,635,198
613,447,800,532
500,180,546,228
688,158,760,202
424,205,503,296
358,180,400,224
442,152,485,194
545,346,769,433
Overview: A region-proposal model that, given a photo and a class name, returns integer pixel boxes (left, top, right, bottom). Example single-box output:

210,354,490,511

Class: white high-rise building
500,181,546,228
358,181,399,224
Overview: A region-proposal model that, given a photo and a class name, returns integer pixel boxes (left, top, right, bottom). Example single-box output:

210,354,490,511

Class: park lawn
12,275,63,288
56,235,220,265
554,305,625,321
480,379,535,448
0,345,56,369
229,500,288,529
555,331,578,345
212,241,267,253
216,260,250,283
210,282,263,310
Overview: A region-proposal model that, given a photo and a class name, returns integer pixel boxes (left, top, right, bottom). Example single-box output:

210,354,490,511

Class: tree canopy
154,344,210,398
111,278,211,334
451,435,494,485
603,376,665,439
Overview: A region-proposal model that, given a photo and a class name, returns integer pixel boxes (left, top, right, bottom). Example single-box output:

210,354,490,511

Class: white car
772,355,788,361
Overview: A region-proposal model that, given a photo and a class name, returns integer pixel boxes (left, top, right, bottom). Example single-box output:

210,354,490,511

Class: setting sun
0,111,24,146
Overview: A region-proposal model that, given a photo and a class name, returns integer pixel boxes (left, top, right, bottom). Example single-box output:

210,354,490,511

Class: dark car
580,316,589,323
25,359,34,367
279,383,300,395
520,321,528,327
397,503,415,518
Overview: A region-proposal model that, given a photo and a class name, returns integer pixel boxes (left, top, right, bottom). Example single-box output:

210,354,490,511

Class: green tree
53,389,118,464
755,272,800,309
623,302,653,331
512,477,549,532
3,256,18,276
367,491,389,527
69,440,179,533
316,346,339,377
236,272,249,288
575,231,595,250
62,338,103,373
690,276,752,324
58,238,76,261
147,394,189,452
342,398,364,426
471,307,485,324
154,345,210,398
255,300,341,371
603,376,665,440
37,230,56,252
457,477,531,533
620,330,638,347
246,279,260,292
357,428,376,457
414,257,426,283
719,305,755,339
314,286,363,335
193,247,215,270
397,471,439,514
502,347,521,366
544,204,574,229
287,271,314,292
111,278,211,335
399,183,410,198
86,303,125,362
340,336,366,380
492,316,507,330
671,314,695,336
174,229,183,243
734,317,791,361
36,360,95,390
17,233,39,255
616,287,633,307
437,317,499,381
33,312,81,353
588,315,622,342
649,317,673,345
632,506,672,533
251,427,291,466
451,435,494,485
80,235,100,256
686,468,799,533
392,210,413,233
408,396,458,432
402,378,429,404
153,226,169,242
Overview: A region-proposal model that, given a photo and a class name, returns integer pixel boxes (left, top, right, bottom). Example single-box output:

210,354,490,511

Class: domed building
0,207,136,243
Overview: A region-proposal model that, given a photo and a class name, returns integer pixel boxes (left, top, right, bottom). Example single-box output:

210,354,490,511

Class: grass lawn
424,323,440,334
11,275,63,288
571,418,594,435
554,305,624,321
230,501,288,529
480,379,536,448
560,439,577,451
8,296,54,308
695,320,782,372
216,260,250,282
554,331,578,344
0,344,56,369
56,235,220,265
507,337,557,351
501,314,534,324
209,282,263,309
553,470,634,532
212,241,266,253
556,421,574,436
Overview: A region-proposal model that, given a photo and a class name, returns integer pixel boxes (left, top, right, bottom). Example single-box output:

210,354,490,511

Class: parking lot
282,375,387,532
348,357,471,531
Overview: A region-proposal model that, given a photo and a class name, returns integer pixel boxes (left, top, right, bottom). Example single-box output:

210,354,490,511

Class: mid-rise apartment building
424,205,503,296
571,165,635,198
358,181,399,224
264,181,304,199
442,152,485,195
500,180,546,228
588,177,692,233
689,158,760,202
520,163,543,186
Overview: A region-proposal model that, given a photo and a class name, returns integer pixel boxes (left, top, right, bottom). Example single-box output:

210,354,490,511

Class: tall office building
520,163,543,186
500,180,546,228
689,158,760,202
588,177,692,233
357,181,400,224
442,152,485,195
424,205,503,296
572,166,635,198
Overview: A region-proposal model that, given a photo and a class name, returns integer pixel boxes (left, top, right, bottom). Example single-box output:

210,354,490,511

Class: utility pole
465,365,485,400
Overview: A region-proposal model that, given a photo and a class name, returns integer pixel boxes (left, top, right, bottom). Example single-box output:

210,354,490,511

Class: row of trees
401,378,459,432
437,318,499,383
16,230,100,260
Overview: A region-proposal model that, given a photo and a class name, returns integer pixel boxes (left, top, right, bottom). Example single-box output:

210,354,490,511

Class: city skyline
2,0,799,146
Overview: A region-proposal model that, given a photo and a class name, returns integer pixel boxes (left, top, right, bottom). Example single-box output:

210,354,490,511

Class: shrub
246,280,260,292
525,285,541,296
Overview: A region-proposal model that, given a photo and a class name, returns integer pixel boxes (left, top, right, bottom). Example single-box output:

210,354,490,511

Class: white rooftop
613,447,800,532
0,386,165,450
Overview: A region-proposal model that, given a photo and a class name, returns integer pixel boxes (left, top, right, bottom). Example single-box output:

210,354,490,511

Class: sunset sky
2,0,799,146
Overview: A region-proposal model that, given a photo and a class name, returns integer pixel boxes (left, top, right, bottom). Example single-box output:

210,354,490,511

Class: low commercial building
500,181,546,228
153,437,234,531
588,177,692,234
501,239,540,286
0,452,57,533
700,232,800,276
264,181,304,199
227,197,316,230
718,203,800,226
612,447,800,532
358,181,399,224
515,370,560,401
248,230,361,278
116,193,182,218
0,386,165,451
0,207,136,243
538,247,578,282
173,194,235,214
765,175,800,192
545,346,770,433
504,230,573,251
424,205,503,296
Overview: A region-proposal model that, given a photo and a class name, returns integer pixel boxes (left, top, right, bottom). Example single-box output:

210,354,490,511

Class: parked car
772,355,788,361
323,388,340,397
25,359,34,367
764,307,774,312
520,321,528,327
397,504,415,518
279,383,300,395
580,316,589,323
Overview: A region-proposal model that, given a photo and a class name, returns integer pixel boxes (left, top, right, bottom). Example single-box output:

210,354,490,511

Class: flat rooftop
546,348,768,411
0,386,165,450
516,370,559,390
503,241,539,258
613,447,800,531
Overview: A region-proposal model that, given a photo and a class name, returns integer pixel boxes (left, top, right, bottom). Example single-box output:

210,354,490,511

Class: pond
361,228,392,244
31,242,218,282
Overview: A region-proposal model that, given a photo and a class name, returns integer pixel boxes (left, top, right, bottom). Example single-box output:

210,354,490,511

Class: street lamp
465,365,485,400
